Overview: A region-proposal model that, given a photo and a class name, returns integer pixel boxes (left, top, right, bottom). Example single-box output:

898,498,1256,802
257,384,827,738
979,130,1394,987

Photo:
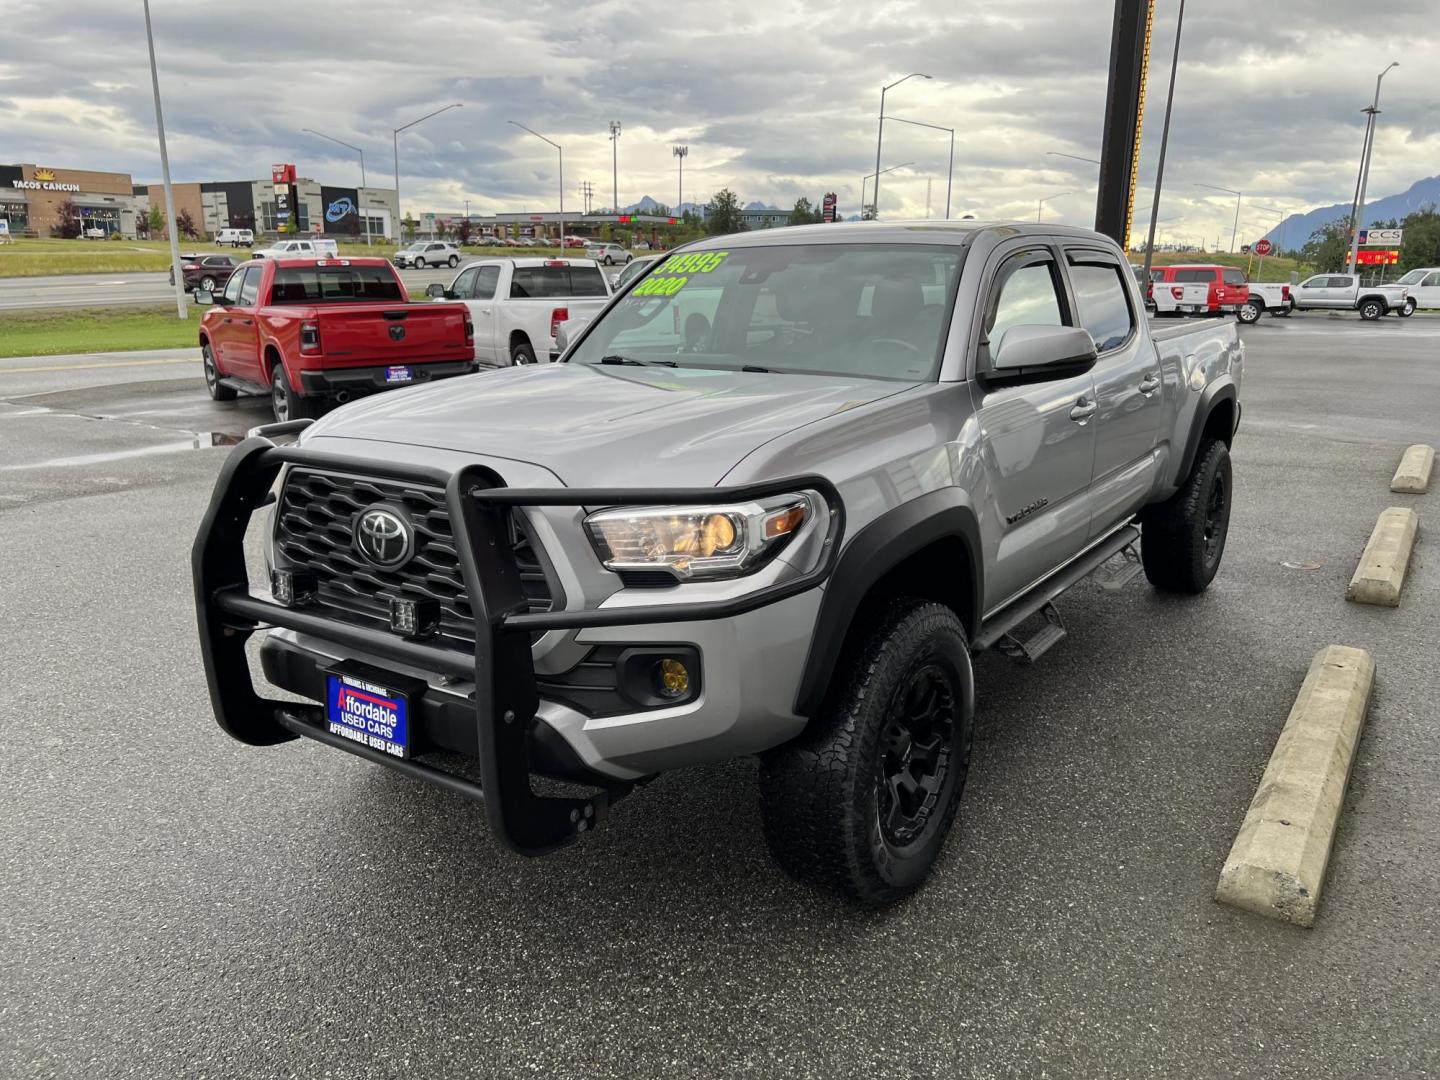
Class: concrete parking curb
1216,645,1375,927
1347,507,1420,606
1390,444,1435,494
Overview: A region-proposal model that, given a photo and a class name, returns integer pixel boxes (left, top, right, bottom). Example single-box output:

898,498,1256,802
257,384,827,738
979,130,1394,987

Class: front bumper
192,425,844,856
299,359,476,396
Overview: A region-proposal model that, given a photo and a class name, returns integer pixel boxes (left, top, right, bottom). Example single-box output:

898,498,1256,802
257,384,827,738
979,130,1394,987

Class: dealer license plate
384,365,414,384
326,672,409,758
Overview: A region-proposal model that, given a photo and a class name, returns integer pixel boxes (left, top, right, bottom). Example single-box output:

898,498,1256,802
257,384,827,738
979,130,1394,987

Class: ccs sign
1358,227,1403,245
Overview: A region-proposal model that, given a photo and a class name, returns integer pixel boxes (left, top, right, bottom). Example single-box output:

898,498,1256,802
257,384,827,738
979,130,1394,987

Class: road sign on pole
1253,238,1272,256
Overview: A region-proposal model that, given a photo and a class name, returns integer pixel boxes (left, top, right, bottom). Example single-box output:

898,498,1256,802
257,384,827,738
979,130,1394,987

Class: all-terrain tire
1359,297,1384,320
1140,438,1232,593
758,599,974,907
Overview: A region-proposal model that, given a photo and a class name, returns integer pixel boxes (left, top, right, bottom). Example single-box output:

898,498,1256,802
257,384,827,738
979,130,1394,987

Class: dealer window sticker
631,250,730,296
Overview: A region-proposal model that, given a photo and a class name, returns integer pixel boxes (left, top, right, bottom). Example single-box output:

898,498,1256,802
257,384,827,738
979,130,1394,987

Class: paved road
0,260,628,311
2,320,1437,1077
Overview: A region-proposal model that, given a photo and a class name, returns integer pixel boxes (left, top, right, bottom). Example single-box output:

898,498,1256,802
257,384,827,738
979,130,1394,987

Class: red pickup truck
196,257,474,421
1146,264,1249,316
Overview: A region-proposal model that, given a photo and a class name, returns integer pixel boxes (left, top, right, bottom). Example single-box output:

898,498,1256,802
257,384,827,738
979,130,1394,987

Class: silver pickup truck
194,220,1242,906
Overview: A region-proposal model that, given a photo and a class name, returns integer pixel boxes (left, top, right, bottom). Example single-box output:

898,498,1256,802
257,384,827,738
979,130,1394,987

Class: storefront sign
12,179,80,192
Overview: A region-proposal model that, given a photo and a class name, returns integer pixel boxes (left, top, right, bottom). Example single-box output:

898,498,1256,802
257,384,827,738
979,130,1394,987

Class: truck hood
302,363,919,486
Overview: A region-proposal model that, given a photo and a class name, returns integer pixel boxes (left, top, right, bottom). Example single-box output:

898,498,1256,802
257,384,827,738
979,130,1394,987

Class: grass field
0,237,626,277
0,306,200,358
1134,249,1306,281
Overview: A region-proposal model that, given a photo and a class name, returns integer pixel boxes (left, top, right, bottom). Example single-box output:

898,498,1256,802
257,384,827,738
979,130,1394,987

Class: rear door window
1067,259,1134,353
1222,269,1246,286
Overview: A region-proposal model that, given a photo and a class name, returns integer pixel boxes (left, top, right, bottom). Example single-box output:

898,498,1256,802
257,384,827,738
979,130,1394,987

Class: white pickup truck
1285,272,1412,319
429,257,612,365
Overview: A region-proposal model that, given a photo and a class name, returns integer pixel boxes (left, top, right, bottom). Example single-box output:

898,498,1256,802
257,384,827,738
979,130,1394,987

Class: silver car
394,241,461,269
587,242,633,266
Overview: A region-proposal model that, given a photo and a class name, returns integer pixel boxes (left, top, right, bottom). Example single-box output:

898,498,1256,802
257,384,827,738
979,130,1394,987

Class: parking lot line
1,356,198,375
1216,645,1376,927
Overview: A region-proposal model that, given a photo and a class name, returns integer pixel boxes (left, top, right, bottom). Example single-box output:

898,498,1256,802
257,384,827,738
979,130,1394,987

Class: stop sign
1254,239,1273,256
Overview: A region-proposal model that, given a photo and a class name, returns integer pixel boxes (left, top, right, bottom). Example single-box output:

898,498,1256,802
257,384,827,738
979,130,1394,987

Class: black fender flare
792,489,982,718
1175,377,1239,484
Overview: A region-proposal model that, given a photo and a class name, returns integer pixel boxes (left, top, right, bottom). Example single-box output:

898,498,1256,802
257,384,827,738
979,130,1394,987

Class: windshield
568,243,964,381
401,242,427,252
1396,269,1427,285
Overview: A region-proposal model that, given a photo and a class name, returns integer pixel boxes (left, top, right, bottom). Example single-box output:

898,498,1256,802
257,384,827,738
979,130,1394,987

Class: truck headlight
584,496,811,580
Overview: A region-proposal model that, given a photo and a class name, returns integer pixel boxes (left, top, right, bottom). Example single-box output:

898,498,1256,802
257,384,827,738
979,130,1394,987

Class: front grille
275,469,553,649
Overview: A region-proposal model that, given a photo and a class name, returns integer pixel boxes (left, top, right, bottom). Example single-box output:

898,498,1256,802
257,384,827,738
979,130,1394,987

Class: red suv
1146,264,1248,314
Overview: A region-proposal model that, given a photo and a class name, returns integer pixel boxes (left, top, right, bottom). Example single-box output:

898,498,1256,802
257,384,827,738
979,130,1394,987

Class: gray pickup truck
194,220,1242,906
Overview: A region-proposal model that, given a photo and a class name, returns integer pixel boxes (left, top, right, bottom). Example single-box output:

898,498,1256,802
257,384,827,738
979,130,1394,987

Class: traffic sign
1253,239,1273,256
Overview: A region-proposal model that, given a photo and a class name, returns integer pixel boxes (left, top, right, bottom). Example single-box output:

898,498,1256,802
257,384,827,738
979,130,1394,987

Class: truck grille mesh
274,469,553,648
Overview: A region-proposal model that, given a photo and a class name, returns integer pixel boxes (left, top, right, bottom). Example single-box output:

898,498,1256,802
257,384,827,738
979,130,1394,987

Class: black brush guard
192,421,844,856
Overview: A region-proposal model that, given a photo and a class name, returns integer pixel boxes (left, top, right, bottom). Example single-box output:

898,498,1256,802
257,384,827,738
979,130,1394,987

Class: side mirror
991,324,1097,373
194,288,217,306
425,283,446,299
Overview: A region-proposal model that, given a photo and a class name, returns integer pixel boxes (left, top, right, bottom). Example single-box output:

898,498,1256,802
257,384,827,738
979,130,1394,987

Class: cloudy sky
4,0,1438,244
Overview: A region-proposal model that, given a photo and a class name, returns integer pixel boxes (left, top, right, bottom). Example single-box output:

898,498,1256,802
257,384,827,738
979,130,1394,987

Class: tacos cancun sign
12,178,81,192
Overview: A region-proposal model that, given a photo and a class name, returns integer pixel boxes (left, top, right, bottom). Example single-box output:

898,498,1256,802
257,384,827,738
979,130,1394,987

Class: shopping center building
2,162,397,240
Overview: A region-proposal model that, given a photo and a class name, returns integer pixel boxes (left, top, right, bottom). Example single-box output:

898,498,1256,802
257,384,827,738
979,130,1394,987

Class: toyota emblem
354,506,413,568
388,324,406,342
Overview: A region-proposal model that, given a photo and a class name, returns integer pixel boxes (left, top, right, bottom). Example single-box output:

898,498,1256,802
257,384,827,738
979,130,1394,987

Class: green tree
705,188,744,236
788,197,822,226
456,218,472,245
402,214,417,242
146,205,164,238
1300,220,1349,273
435,219,448,240
1398,208,1440,273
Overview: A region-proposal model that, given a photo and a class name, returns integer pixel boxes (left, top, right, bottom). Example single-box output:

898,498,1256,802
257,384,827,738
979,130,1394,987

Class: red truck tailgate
314,303,470,367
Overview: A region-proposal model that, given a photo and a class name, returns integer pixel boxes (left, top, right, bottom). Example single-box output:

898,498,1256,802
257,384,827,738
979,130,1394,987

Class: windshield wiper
599,354,677,367
741,364,772,373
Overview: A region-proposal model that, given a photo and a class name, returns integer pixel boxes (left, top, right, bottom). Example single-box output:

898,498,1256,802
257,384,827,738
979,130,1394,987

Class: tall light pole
872,72,931,218
884,116,955,219
511,121,563,246
609,121,622,214
303,127,370,245
142,0,185,319
1037,191,1076,222
1196,182,1242,253
1143,0,1185,277
672,145,688,215
1045,151,1102,167
1347,61,1399,274
860,162,915,220
393,103,462,244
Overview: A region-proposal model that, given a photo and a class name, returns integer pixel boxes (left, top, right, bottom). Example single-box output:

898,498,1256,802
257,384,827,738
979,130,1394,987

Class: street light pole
872,72,931,218
672,145,688,215
884,115,955,219
1196,182,1242,253
609,121,622,214
860,162,916,220
392,103,463,244
1037,191,1077,222
1347,61,1399,274
511,121,564,247
303,127,370,245
142,0,186,319
1142,0,1184,278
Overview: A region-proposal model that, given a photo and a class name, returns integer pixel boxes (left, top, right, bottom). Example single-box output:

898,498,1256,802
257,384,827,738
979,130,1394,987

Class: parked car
615,253,660,290
250,238,340,260
586,242,633,266
194,256,474,421
1236,282,1292,324
168,252,244,292
1287,273,1410,319
216,228,254,247
1146,264,1249,316
394,241,461,269
427,256,612,365
195,220,1243,907
1393,267,1440,310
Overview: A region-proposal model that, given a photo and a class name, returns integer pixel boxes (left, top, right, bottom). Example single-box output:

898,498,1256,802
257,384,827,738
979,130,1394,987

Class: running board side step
973,525,1141,654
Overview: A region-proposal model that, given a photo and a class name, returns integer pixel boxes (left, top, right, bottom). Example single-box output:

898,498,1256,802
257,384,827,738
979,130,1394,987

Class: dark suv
168,253,244,292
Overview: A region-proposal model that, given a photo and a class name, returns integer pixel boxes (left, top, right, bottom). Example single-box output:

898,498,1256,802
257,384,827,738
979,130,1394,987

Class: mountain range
1262,174,1440,249
615,195,782,216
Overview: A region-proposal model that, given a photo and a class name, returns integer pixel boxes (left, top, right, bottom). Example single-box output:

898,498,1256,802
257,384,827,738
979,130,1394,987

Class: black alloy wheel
876,664,958,848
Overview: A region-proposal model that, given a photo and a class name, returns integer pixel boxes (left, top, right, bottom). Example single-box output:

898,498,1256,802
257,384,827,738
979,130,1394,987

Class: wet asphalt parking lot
1,313,1437,1078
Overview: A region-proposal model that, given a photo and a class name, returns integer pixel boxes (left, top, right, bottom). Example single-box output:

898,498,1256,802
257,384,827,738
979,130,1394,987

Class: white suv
395,241,461,269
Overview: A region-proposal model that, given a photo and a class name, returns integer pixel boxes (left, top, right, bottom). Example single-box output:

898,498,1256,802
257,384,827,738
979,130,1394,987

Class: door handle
222,317,233,324
1069,396,1097,423
478,308,491,315
1138,373,1161,395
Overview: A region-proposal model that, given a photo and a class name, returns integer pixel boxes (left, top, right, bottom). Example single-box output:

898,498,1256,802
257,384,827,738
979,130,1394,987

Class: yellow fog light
656,658,690,697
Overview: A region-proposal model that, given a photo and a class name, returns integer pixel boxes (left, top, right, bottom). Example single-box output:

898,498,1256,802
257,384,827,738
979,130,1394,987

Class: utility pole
1347,61,1399,274
1142,0,1184,279
673,145,688,215
142,0,186,319
609,121,621,213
